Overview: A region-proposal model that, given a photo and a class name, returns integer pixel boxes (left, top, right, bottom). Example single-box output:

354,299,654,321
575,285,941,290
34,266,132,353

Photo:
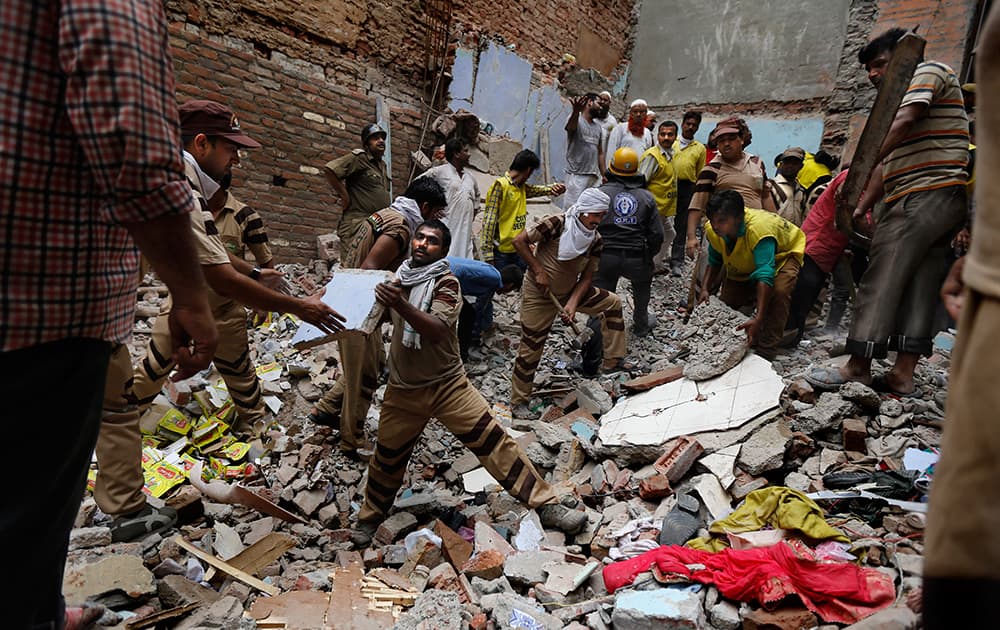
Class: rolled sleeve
749,237,777,286
324,152,360,180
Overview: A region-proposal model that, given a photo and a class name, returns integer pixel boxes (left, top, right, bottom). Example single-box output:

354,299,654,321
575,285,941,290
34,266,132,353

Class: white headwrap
629,98,648,108
390,196,424,238
558,188,609,261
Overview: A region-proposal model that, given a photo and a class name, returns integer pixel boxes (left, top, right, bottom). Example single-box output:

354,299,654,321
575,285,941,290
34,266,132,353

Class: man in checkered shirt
0,3,219,628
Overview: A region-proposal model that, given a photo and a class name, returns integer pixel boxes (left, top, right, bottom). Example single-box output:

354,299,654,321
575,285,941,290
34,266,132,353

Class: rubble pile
68,265,945,629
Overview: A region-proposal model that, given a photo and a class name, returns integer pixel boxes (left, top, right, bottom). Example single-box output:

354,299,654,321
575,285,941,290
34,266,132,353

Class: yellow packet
159,408,194,436
142,461,186,498
86,469,97,493
193,389,216,417
214,399,236,424
221,441,250,462
255,362,282,381
141,446,163,467
141,435,162,449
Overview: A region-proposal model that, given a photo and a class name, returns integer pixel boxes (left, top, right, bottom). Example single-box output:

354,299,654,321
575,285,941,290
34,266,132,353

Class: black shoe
350,522,378,548
110,504,178,543
307,408,337,427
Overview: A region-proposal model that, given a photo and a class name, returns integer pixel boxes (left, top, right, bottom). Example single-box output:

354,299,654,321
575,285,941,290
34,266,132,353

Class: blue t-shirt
446,256,503,298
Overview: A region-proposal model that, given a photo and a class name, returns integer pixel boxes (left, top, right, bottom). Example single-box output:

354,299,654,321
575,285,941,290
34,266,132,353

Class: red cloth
602,540,895,624
801,170,849,274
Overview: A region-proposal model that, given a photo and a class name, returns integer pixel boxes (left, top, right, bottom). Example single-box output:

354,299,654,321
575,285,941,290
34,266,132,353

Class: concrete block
737,420,790,475
63,554,156,605
742,605,817,630
843,606,917,629
502,550,563,587
611,587,706,629
375,512,418,545
158,574,222,608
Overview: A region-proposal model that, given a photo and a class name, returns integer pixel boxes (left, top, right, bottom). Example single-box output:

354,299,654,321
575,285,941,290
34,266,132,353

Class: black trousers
671,180,696,267
787,254,828,335
1,338,112,630
581,248,652,372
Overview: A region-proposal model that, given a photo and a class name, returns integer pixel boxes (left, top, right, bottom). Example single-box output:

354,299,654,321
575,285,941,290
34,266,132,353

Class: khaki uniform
359,274,556,525
325,149,390,241
214,192,273,264
314,208,411,451
511,215,626,404
95,162,266,516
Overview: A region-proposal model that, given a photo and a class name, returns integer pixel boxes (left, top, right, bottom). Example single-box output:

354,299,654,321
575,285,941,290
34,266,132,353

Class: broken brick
622,366,684,392
461,549,505,581
842,418,868,453
375,512,418,545
730,472,769,500
654,436,704,482
435,519,473,569
638,473,673,500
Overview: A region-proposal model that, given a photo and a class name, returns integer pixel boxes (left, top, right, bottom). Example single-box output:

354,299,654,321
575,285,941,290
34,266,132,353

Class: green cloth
688,486,849,552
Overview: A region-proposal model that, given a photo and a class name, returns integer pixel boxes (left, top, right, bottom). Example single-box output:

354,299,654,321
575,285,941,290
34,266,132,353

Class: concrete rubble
67,261,944,628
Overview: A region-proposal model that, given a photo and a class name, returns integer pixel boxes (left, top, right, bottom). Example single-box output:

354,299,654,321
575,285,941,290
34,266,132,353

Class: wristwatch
250,266,262,281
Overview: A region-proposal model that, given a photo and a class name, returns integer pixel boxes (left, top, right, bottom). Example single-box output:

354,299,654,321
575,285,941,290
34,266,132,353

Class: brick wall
874,0,978,72
165,1,636,264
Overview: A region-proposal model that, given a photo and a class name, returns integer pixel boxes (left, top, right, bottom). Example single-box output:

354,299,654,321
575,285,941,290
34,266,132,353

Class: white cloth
182,150,220,199
396,258,451,349
563,173,599,209
607,122,653,158
390,196,424,239
558,188,609,261
419,162,481,259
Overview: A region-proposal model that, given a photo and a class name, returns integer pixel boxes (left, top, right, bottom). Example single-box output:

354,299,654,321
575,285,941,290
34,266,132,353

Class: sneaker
110,504,178,543
538,496,588,535
350,522,378,548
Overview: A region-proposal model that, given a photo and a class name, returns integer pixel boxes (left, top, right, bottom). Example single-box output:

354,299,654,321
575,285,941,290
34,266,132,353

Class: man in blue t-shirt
446,256,523,359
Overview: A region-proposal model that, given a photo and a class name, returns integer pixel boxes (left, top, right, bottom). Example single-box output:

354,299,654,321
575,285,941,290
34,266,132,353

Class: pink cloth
602,540,895,624
801,170,850,274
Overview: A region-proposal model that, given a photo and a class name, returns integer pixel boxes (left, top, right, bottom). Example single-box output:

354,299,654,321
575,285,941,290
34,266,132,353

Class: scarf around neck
558,188,609,261
396,258,451,349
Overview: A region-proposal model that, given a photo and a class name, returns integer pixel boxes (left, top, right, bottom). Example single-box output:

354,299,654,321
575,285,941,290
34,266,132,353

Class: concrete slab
291,269,392,350
598,354,784,447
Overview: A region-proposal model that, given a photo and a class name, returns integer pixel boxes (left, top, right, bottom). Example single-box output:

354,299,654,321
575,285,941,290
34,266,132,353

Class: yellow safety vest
641,146,678,217
491,175,528,254
797,153,832,190
705,208,806,281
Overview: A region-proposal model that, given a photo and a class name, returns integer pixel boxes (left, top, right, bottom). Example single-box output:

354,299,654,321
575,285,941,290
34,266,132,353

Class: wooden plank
173,535,281,597
208,532,296,586
247,591,330,630
124,603,200,629
838,32,927,233
326,560,395,629
623,366,685,393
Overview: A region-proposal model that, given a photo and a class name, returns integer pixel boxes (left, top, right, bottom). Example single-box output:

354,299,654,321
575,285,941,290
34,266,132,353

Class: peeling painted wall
629,0,852,105
449,42,573,185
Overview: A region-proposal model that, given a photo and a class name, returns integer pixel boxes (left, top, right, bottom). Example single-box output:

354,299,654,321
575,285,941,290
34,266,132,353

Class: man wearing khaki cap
95,100,347,544
771,147,808,225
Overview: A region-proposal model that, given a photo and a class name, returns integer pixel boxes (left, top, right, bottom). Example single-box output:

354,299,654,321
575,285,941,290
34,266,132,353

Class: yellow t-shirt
672,139,707,183
705,209,805,281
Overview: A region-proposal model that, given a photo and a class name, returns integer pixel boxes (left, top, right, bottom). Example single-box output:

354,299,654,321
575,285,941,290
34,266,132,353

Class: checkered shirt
0,1,195,351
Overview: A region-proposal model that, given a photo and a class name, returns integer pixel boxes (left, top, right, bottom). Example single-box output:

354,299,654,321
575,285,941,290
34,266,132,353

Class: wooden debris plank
173,535,280,597
124,603,200,629
208,532,296,585
838,32,927,233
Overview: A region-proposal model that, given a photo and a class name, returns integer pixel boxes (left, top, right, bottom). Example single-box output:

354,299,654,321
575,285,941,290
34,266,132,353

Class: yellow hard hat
608,147,639,176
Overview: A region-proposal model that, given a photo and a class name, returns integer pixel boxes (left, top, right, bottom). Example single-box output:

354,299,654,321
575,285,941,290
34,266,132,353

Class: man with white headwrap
308,178,446,457
509,189,627,415
607,99,654,157
350,220,589,547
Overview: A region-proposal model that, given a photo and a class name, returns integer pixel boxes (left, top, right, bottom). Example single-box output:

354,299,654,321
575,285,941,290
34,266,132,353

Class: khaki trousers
511,278,626,404
132,299,266,424
652,213,677,271
314,332,384,451
358,374,556,525
719,257,801,360
925,289,1000,579
95,345,146,516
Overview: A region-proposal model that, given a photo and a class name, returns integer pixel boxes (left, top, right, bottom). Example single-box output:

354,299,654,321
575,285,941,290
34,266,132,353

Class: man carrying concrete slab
350,220,587,547
698,190,805,360
308,178,447,457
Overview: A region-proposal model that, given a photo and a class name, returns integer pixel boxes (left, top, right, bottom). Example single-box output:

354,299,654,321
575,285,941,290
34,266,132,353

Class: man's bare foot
906,586,922,613
884,371,917,394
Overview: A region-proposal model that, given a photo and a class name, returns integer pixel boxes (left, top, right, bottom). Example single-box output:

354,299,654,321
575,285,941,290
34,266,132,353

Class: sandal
110,504,177,543
804,366,859,391
871,375,923,399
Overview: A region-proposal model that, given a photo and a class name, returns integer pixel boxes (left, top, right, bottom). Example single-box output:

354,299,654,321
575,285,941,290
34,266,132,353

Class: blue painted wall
693,117,826,174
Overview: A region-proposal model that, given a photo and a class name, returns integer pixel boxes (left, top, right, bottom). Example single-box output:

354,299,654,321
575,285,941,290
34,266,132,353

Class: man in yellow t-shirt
699,190,805,359
479,149,566,268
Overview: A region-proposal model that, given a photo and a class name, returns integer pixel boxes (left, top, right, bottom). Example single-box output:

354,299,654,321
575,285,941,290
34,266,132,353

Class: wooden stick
125,603,200,629
173,535,280,596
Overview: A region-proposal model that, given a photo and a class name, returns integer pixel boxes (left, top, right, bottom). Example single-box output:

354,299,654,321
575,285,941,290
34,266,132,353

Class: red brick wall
874,0,978,72
164,1,635,264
